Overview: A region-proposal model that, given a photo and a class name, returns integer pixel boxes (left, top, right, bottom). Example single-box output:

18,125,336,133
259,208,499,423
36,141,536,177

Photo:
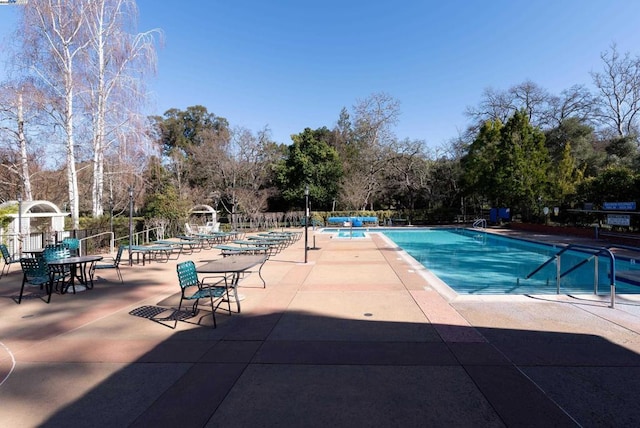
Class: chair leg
116,266,123,283
45,278,53,304
174,298,184,329
208,295,217,328
18,277,26,304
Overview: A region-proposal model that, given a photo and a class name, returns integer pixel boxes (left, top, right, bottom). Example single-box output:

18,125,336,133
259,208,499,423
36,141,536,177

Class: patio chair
62,237,80,256
42,247,70,262
0,244,20,278
42,247,72,294
92,245,124,283
175,260,228,329
18,257,49,304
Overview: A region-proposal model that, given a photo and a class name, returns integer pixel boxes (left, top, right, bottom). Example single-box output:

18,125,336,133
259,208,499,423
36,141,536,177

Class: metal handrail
472,218,487,229
79,232,115,256
78,227,166,257
605,243,640,254
113,226,166,247
525,244,616,308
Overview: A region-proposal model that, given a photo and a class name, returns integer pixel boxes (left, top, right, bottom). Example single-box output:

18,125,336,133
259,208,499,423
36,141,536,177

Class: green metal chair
18,257,50,303
93,245,124,283
42,247,72,294
62,237,80,256
1,243,21,278
42,247,70,262
175,260,229,328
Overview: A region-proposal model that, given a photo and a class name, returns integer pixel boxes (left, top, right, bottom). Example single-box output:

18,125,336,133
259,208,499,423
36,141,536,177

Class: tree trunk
17,92,33,201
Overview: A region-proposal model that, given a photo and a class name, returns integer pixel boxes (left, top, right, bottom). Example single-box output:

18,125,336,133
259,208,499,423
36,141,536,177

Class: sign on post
607,214,631,226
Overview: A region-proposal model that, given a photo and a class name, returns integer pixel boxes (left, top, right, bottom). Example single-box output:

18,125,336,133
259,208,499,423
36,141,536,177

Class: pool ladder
523,244,617,308
472,218,487,229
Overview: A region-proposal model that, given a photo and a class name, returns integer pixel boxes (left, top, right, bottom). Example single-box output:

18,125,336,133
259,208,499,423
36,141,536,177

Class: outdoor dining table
22,248,45,258
196,254,268,313
46,255,103,300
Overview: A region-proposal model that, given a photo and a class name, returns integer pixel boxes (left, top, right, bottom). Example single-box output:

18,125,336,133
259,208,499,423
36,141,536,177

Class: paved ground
1,228,639,427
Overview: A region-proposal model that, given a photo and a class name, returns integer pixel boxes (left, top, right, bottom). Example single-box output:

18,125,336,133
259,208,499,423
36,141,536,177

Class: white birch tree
0,82,41,200
20,0,90,228
82,0,160,217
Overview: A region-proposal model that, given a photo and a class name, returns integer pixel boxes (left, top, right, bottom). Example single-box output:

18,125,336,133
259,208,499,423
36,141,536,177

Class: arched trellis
188,204,220,233
0,200,69,255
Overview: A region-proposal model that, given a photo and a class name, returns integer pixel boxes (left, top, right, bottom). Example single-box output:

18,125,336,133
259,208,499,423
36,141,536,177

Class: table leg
257,262,266,288
82,261,96,289
46,273,54,303
230,273,242,313
76,262,86,285
60,264,76,294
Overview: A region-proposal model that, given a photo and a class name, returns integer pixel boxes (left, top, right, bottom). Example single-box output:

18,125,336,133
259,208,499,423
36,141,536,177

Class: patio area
1,228,640,427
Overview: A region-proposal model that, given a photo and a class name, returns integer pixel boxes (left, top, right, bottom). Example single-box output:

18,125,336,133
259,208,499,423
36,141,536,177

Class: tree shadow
4,308,637,428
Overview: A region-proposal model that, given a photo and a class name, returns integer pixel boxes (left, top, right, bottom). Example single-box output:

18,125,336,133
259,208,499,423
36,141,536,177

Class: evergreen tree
274,127,343,210
494,110,551,220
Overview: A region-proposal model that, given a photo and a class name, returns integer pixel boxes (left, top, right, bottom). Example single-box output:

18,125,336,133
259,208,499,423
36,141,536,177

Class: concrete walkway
0,229,639,427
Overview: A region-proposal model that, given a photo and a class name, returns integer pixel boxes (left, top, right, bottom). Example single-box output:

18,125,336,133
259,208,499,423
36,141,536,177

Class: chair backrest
177,261,199,290
0,244,12,262
20,257,48,278
43,247,70,262
44,243,65,251
62,238,80,255
113,245,124,265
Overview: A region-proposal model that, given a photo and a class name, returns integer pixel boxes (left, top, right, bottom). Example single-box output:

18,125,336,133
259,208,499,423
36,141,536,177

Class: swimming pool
380,228,640,295
334,230,367,238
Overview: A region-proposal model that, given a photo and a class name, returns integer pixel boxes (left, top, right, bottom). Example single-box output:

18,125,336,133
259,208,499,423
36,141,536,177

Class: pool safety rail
525,244,617,308
472,218,487,229
327,216,378,227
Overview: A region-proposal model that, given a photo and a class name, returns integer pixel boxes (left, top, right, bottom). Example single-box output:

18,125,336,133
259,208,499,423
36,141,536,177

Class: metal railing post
556,255,561,294
593,257,598,295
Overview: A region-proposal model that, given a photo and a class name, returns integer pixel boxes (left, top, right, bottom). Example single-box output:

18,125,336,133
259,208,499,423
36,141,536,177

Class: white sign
607,214,630,226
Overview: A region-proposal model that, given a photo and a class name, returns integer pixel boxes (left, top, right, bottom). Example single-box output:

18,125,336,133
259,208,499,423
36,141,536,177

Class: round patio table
47,255,103,295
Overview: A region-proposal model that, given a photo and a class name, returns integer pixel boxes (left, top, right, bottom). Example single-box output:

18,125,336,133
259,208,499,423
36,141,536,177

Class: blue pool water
381,228,640,295
336,230,367,238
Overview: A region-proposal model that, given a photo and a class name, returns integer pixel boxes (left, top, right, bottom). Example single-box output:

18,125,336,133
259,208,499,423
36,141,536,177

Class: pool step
615,270,640,286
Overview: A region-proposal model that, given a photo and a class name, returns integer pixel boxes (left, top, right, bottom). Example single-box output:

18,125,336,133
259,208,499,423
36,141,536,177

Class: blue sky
2,1,640,147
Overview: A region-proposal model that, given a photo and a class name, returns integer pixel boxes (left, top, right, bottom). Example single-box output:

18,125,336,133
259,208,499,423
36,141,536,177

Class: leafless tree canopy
591,43,640,139
0,0,160,226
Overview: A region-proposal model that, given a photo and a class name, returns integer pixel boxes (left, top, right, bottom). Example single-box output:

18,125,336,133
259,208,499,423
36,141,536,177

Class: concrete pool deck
0,227,639,427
